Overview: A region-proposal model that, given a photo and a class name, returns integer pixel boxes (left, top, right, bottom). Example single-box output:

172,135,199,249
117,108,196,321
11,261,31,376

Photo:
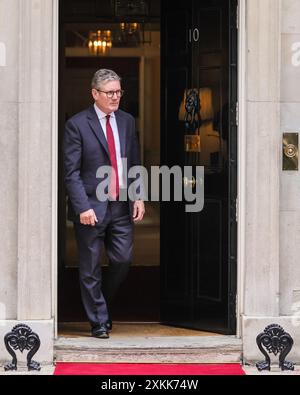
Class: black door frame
227,0,238,333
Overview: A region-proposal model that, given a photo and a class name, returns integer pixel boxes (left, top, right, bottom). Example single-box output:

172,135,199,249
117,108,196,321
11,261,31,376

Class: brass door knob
284,144,297,158
183,176,196,188
283,133,298,171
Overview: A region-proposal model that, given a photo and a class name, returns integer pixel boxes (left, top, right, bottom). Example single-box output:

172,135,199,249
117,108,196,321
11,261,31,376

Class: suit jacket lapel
115,110,126,158
87,106,109,157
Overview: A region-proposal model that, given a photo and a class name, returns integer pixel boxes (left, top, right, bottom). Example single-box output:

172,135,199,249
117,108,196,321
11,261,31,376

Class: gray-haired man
64,69,145,338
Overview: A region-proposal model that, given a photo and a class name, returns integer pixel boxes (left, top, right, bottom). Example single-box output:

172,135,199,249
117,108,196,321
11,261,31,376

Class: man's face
92,80,121,114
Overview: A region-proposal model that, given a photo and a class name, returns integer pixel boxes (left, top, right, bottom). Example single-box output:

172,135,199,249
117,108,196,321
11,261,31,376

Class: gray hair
91,69,121,89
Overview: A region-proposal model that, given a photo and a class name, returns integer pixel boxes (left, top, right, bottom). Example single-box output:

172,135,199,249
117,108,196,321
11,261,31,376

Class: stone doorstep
54,335,242,364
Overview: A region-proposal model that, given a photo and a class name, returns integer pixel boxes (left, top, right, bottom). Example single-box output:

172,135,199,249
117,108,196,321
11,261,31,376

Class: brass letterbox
184,135,201,153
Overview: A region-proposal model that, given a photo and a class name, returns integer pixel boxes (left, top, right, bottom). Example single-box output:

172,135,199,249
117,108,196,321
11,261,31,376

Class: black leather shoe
106,320,112,332
91,323,109,339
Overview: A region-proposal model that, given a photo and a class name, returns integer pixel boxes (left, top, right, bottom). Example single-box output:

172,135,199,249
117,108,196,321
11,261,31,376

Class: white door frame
51,0,247,339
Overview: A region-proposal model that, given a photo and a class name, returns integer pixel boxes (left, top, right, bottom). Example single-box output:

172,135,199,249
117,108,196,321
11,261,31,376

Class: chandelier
88,30,112,55
120,22,140,34
119,22,141,46
86,22,150,54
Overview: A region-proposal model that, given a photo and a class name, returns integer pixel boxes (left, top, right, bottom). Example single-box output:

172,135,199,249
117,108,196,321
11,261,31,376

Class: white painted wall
280,0,300,320
0,0,19,321
242,0,300,364
243,0,281,318
0,0,56,364
1,0,300,366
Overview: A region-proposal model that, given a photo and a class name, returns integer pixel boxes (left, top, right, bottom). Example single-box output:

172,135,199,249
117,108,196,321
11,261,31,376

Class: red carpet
54,363,245,376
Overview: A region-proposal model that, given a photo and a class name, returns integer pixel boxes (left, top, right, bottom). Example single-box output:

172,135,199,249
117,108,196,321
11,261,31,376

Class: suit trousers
74,200,133,327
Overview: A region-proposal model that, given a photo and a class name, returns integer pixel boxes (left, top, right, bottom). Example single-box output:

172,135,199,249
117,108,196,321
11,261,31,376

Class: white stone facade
241,0,300,363
0,0,57,363
0,0,300,365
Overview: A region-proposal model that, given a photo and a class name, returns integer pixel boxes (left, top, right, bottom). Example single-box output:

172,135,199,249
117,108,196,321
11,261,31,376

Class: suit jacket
63,105,142,223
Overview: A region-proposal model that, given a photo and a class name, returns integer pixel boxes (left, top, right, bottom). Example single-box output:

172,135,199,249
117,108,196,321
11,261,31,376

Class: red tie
106,115,119,200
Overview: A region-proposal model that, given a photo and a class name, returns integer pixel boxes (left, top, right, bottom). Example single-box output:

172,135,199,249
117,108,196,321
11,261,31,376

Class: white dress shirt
94,103,125,188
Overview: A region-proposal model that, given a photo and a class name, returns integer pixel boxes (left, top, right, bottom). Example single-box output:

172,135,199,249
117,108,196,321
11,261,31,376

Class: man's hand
80,209,98,226
133,200,145,223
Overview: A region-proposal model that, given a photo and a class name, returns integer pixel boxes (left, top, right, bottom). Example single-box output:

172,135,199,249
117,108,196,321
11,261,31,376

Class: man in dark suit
64,69,145,339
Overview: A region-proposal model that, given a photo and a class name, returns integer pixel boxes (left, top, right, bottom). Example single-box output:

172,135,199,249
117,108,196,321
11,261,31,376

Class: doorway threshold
55,323,242,364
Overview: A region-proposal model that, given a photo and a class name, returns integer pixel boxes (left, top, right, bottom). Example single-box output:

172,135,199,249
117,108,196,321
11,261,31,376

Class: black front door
161,0,238,334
